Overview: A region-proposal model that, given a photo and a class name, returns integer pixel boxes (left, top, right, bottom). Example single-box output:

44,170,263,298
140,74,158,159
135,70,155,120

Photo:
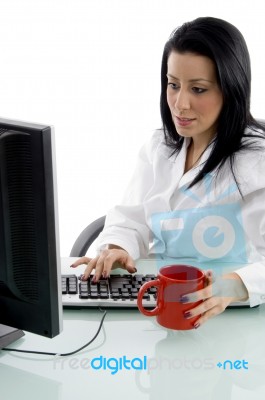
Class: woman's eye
192,87,207,94
167,83,179,90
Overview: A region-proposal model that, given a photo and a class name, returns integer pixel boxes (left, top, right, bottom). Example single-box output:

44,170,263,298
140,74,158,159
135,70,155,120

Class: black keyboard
61,273,157,308
61,271,252,309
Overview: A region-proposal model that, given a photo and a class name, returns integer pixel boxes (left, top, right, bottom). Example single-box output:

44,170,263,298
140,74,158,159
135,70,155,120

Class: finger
205,269,214,286
192,306,218,329
125,255,137,273
125,262,137,274
185,296,217,318
70,257,92,268
92,255,106,282
112,256,137,273
100,252,127,278
190,301,228,328
180,284,213,303
82,257,99,280
89,250,117,281
93,253,137,282
184,298,218,329
184,293,233,328
180,270,214,303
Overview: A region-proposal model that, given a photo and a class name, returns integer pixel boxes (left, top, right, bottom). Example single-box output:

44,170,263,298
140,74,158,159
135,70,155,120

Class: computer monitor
0,117,62,347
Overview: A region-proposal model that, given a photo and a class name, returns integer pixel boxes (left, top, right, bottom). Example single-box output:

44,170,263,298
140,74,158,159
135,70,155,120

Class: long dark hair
160,17,265,189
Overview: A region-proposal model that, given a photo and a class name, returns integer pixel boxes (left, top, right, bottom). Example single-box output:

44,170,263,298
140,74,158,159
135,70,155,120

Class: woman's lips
175,116,195,127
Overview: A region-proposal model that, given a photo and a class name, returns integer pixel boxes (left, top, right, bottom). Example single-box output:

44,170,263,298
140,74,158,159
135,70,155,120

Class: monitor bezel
0,117,62,339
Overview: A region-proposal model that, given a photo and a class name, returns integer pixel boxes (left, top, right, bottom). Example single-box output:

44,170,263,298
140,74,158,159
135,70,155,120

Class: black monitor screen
0,117,62,340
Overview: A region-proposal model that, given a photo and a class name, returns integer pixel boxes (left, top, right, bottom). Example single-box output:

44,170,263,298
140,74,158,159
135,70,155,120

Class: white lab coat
97,129,265,307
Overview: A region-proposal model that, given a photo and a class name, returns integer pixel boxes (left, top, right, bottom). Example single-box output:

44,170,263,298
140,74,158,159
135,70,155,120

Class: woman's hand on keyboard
70,246,137,282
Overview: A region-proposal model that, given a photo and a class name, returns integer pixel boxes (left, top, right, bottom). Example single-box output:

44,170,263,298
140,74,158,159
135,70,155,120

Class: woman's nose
174,89,191,111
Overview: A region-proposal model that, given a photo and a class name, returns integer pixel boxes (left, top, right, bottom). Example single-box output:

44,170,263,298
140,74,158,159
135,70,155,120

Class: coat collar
176,137,215,188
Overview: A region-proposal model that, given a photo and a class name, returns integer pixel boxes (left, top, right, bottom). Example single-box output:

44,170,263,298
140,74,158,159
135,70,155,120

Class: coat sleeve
234,262,265,307
96,130,162,260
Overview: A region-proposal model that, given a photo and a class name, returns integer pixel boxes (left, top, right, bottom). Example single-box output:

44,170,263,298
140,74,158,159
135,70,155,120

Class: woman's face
166,51,223,145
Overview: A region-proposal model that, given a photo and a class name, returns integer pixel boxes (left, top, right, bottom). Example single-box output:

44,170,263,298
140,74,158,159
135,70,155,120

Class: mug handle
137,279,161,316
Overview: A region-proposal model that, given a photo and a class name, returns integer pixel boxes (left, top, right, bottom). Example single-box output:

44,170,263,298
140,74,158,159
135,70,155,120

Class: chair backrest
70,216,106,257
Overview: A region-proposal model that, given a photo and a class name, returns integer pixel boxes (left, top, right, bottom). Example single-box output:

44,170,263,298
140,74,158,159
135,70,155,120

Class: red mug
137,264,205,330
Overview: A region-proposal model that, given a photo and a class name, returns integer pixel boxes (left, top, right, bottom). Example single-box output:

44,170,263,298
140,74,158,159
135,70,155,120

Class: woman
72,17,265,328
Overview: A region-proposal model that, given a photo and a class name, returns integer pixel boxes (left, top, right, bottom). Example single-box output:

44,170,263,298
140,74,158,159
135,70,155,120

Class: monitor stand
0,324,25,349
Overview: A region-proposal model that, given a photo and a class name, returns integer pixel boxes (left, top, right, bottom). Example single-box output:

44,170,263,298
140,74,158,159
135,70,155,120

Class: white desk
1,258,265,400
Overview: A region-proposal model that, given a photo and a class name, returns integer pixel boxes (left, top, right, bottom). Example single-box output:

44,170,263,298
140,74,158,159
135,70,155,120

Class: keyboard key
148,288,157,294
80,292,89,299
100,293,109,299
134,274,144,280
111,293,120,299
80,282,88,288
68,285,77,294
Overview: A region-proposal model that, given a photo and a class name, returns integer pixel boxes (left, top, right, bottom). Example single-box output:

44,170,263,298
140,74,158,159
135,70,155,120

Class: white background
1,0,265,256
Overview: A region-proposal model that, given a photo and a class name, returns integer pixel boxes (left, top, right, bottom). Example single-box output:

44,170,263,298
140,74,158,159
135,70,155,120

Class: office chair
70,215,106,257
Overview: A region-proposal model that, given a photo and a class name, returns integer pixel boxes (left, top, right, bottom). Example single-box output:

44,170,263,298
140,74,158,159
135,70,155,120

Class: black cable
2,310,107,357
